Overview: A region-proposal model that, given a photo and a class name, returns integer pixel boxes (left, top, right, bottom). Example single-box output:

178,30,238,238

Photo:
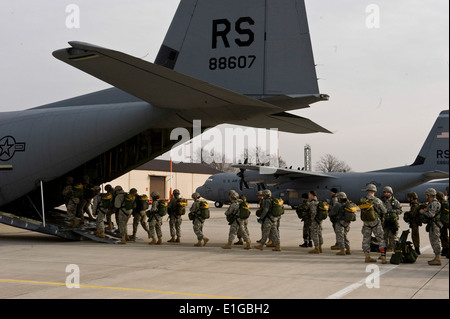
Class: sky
0,0,448,172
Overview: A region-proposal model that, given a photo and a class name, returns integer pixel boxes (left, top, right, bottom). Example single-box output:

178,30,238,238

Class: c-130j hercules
0,0,330,239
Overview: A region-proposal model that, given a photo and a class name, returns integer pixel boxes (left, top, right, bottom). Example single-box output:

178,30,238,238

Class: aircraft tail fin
374,110,449,174
155,0,322,102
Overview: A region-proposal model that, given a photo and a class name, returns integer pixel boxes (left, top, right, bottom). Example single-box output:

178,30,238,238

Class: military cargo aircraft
0,0,330,239
196,110,449,207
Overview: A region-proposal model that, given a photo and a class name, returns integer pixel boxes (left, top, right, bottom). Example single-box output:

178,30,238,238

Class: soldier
104,184,116,231
404,192,422,255
62,176,81,227
360,184,387,264
297,193,312,248
114,186,137,244
167,189,183,243
329,192,352,255
420,188,442,265
254,189,281,251
190,192,209,247
77,175,95,224
92,185,111,238
329,188,340,250
255,190,265,244
222,190,251,250
436,191,449,259
308,190,323,254
130,193,151,241
380,186,403,252
148,192,164,245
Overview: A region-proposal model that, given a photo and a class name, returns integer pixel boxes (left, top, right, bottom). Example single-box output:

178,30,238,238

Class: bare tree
315,154,352,172
240,147,287,168
194,147,237,172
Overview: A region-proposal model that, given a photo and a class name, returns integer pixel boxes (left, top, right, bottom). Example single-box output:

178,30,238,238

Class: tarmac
0,204,448,305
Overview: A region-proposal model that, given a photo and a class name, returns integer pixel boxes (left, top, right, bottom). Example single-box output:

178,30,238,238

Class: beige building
104,159,222,200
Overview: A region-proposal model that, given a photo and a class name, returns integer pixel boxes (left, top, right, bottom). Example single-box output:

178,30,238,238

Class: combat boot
118,235,127,245
428,254,441,266
272,244,281,252
222,241,232,249
300,241,309,247
266,240,275,247
244,240,251,250
129,232,136,241
234,238,244,245
149,237,157,245
346,248,352,255
330,244,340,250
156,237,162,245
319,245,323,253
194,240,202,247
380,253,387,264
365,253,376,263
309,247,320,254
254,243,264,251
336,248,346,255
167,236,175,242
176,237,181,243
202,237,209,246
415,247,421,255
97,232,105,239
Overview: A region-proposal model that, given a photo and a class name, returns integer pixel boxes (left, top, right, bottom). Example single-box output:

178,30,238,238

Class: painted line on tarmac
326,245,432,299
0,279,242,299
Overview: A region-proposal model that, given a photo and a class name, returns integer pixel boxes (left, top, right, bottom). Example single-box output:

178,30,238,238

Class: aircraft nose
196,185,206,196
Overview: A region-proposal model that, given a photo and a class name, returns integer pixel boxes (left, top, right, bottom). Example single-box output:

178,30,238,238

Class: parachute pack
158,199,168,216
199,201,210,219
122,193,136,210
100,193,113,209
73,183,84,198
343,201,357,222
358,197,377,222
440,200,449,225
175,198,187,215
239,200,251,219
315,200,329,221
270,198,284,217
136,195,150,211
296,202,309,220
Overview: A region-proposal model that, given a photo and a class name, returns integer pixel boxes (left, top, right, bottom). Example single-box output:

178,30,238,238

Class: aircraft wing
422,171,449,180
233,164,336,179
52,42,331,134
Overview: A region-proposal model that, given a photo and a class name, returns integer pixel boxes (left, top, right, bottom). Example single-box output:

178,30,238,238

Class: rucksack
343,201,357,222
175,198,187,215
358,197,377,222
315,200,329,221
390,230,418,264
122,193,135,210
158,199,168,216
239,200,251,219
270,198,284,217
440,200,449,225
100,193,112,209
73,183,84,198
136,195,150,211
296,202,309,220
199,201,210,219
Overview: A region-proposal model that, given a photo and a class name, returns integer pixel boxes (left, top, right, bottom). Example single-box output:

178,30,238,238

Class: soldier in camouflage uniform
308,190,323,254
167,189,183,243
114,186,137,244
222,190,251,250
329,188,340,250
104,184,116,231
441,187,450,259
297,193,312,248
130,194,151,240
360,184,387,264
329,192,352,255
254,189,281,251
190,192,209,247
148,192,163,245
92,185,109,238
380,186,403,252
404,192,422,254
62,176,80,228
420,188,443,265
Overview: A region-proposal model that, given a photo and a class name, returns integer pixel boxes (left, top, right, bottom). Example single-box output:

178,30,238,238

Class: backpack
358,197,377,222
199,201,210,219
100,193,112,209
315,200,329,221
390,230,418,265
296,202,309,220
122,193,135,210
158,199,168,216
73,183,84,198
440,200,449,225
136,195,150,211
175,198,187,215
343,201,357,222
239,200,251,219
270,198,284,217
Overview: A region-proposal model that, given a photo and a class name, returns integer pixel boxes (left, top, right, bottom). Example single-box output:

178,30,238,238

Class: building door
150,176,166,199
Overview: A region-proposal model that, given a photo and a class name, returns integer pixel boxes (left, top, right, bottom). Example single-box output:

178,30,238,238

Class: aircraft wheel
215,201,223,208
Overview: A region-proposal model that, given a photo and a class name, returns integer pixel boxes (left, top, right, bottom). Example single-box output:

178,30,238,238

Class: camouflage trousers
228,219,249,242
440,223,449,250
237,218,250,240
169,216,182,238
260,216,280,245
132,210,149,234
383,227,398,251
96,208,107,234
65,198,79,220
409,222,421,250
302,219,312,241
362,219,385,253
148,214,163,238
428,222,442,255
118,209,132,237
311,220,323,247
335,221,350,249
193,218,205,240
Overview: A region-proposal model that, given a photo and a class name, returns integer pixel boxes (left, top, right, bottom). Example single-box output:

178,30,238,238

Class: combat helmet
362,184,377,192
228,190,239,200
336,192,347,200
425,188,437,196
262,189,272,198
150,191,160,199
